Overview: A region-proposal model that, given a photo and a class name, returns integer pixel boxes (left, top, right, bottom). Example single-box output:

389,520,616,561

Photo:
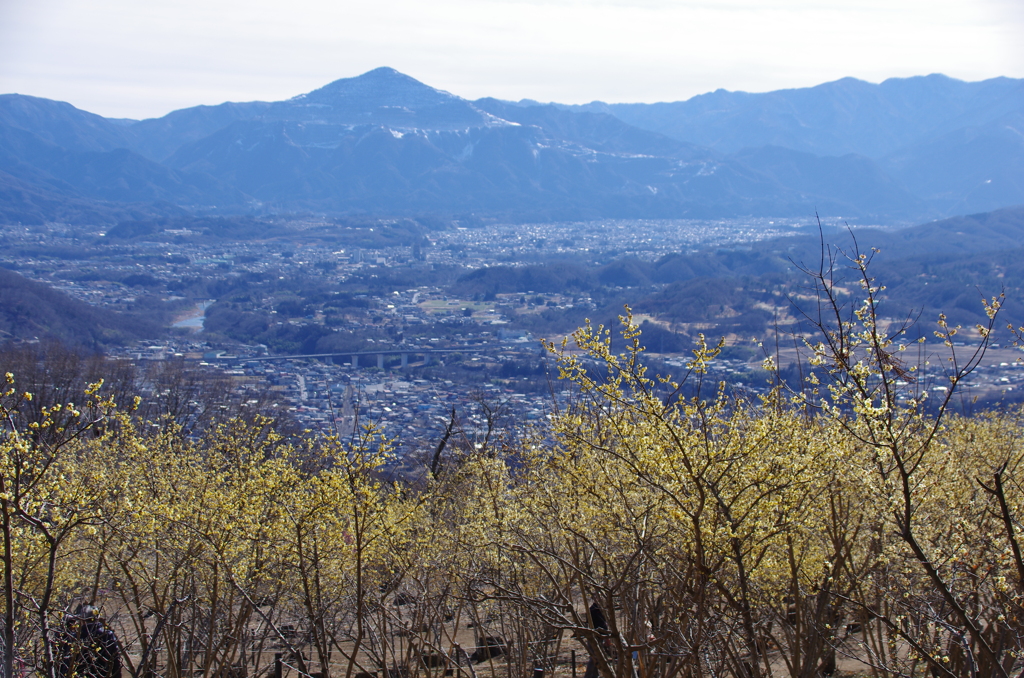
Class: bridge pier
378,354,385,370
424,353,432,366
401,353,408,368
352,355,359,369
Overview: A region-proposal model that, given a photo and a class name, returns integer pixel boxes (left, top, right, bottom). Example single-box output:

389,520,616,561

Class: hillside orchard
3,249,1024,678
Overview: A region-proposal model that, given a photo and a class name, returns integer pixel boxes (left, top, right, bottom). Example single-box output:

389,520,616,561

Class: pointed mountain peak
281,67,487,130
358,66,425,82
294,67,459,109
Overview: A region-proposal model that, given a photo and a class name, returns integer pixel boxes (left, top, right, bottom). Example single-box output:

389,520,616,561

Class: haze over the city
1,0,1023,119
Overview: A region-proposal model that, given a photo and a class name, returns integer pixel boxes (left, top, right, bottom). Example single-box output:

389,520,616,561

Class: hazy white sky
1,0,1022,120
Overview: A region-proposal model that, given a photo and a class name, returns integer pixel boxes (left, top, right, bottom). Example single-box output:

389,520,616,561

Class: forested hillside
0,266,161,347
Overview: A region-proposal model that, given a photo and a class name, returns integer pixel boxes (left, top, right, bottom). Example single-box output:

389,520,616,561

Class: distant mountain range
1,68,1022,224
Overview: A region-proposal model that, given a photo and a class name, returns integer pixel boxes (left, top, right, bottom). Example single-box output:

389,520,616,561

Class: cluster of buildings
2,217,809,317
425,217,806,264
5,215,1022,462
119,337,559,473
